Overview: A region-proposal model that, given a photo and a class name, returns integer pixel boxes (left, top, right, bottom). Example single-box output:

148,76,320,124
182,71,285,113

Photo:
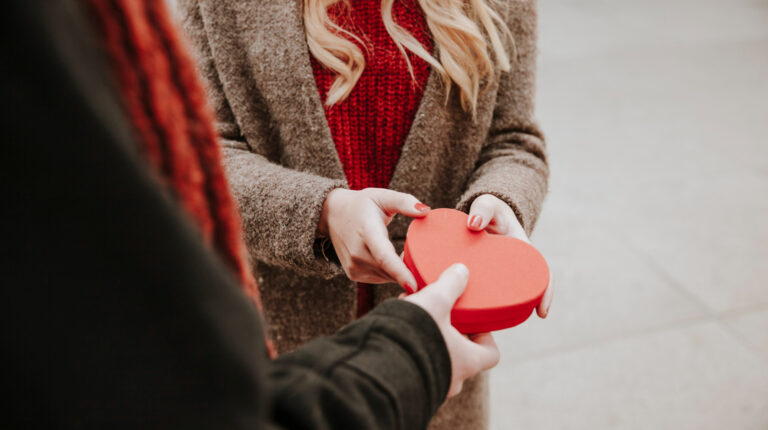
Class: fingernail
453,263,469,277
539,302,550,318
415,203,431,212
404,283,415,293
469,215,482,229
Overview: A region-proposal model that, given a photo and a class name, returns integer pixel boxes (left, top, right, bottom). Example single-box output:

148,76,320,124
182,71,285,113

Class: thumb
404,263,469,320
429,263,470,310
467,196,495,231
369,188,430,218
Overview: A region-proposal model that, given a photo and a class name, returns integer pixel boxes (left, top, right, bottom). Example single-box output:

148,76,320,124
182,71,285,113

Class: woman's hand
467,194,553,318
318,188,430,290
404,264,500,398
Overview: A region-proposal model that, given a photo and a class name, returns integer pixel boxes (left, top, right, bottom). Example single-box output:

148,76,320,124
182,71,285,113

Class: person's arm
455,0,549,236
268,300,449,429
2,3,491,428
268,263,499,429
180,1,429,289
179,0,348,279
2,3,269,427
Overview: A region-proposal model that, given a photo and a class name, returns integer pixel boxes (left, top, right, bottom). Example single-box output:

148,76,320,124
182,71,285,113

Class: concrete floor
165,0,768,426
489,1,768,429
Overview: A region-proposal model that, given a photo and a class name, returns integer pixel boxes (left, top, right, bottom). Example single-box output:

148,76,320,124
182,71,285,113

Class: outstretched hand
318,188,430,290
467,194,553,318
404,264,500,397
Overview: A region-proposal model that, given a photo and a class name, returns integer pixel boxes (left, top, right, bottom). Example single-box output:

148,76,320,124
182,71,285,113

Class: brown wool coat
180,0,547,427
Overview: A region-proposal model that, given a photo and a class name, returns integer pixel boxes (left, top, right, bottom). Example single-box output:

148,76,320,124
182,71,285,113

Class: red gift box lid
403,208,549,333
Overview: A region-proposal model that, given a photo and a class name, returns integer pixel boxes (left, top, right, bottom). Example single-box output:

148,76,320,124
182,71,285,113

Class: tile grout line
605,221,768,365
505,309,768,367
533,185,768,365
618,234,714,317
505,314,714,366
715,303,768,319
713,312,768,366
554,184,718,320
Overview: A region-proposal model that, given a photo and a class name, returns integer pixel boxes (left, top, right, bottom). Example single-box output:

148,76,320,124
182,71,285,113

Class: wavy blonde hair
304,0,514,116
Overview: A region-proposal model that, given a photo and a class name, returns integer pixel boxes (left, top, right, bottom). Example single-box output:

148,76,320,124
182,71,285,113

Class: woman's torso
311,0,432,191
184,0,523,351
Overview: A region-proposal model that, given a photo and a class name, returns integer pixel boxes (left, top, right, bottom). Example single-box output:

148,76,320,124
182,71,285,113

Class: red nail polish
403,283,415,293
415,203,431,212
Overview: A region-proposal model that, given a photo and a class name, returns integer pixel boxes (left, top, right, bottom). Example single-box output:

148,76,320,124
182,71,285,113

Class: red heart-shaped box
403,208,549,333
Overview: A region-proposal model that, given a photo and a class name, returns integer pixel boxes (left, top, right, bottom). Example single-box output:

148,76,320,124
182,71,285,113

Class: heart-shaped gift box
403,208,549,333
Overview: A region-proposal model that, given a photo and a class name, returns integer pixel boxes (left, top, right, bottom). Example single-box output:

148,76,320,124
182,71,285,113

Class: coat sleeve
455,0,549,235
2,2,450,428
268,300,451,429
180,1,347,278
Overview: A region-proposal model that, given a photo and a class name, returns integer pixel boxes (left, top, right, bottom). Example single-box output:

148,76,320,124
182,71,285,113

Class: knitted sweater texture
311,0,432,191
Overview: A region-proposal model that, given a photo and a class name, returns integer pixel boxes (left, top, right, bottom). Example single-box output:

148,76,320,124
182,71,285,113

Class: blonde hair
303,0,514,116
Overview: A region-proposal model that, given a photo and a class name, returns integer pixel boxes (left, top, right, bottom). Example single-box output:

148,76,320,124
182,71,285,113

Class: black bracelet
315,236,340,264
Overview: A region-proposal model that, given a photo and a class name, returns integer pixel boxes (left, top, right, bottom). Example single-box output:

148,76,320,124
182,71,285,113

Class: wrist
317,187,346,237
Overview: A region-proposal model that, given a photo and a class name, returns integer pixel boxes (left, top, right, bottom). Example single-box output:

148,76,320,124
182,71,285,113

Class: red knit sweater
311,0,433,191
311,0,433,315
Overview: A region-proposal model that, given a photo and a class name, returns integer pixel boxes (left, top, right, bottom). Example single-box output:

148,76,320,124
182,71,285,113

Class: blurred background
490,0,768,428
167,0,768,428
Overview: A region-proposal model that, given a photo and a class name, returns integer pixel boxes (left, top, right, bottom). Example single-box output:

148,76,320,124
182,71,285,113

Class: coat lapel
234,0,346,181
226,0,484,190
387,67,445,195
389,66,493,203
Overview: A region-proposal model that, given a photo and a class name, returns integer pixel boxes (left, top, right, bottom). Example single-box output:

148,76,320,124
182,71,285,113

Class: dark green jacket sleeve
0,1,449,429
269,300,450,429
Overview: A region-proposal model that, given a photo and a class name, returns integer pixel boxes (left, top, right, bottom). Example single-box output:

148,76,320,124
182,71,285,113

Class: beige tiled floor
490,0,768,428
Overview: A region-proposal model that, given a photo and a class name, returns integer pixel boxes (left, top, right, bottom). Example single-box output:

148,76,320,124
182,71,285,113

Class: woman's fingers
486,217,529,243
469,194,531,243
326,188,429,286
467,196,495,231
468,194,546,317
364,225,419,289
536,275,554,318
508,222,530,243
346,259,395,284
368,188,430,219
339,241,394,284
